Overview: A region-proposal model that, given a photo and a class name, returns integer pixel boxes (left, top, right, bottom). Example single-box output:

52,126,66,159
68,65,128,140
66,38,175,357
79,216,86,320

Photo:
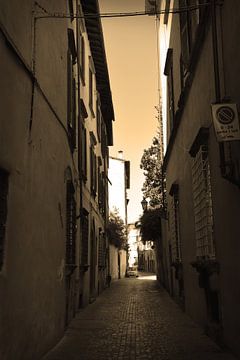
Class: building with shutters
158,0,240,356
0,0,114,359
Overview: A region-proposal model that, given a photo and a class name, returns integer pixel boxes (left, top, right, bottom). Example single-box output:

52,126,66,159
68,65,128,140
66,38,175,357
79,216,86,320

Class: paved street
42,274,237,360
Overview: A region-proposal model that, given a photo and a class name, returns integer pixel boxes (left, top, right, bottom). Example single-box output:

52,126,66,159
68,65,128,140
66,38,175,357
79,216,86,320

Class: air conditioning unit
145,0,157,15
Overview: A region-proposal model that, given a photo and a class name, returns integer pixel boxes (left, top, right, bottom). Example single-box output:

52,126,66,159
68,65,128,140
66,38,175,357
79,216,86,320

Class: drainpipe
211,0,226,175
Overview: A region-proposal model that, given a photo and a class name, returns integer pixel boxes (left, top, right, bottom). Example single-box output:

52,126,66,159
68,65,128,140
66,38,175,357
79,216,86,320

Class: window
164,0,170,24
179,0,192,68
101,172,106,217
98,229,105,268
96,98,102,142
179,0,205,87
169,184,181,262
90,148,97,197
79,33,85,84
191,145,215,259
0,169,9,271
78,99,88,181
101,122,107,158
68,0,74,21
97,157,102,209
90,132,97,197
67,29,77,151
81,208,89,266
79,122,87,180
89,67,93,114
88,57,95,116
125,161,130,189
66,180,76,266
164,49,175,132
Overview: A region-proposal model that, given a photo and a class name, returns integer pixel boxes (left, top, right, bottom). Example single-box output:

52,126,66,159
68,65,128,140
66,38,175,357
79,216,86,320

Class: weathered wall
109,245,127,280
109,244,119,280
161,0,240,356
0,1,73,359
119,249,127,278
108,157,126,222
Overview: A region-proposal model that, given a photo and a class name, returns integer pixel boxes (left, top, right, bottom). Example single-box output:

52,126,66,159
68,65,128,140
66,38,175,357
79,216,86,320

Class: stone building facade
0,0,114,359
158,0,240,357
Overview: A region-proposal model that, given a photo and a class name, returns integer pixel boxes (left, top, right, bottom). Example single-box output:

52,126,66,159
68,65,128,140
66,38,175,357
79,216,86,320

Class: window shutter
81,211,89,266
66,181,76,266
0,169,8,271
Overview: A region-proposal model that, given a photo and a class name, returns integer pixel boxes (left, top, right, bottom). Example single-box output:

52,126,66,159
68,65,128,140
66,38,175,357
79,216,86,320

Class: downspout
211,0,226,175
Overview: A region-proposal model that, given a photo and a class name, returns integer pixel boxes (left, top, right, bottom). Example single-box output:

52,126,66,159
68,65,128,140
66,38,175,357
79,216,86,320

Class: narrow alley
42,274,236,360
1,1,240,359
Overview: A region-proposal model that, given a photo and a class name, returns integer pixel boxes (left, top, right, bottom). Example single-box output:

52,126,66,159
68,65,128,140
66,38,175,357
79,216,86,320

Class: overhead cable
34,1,214,20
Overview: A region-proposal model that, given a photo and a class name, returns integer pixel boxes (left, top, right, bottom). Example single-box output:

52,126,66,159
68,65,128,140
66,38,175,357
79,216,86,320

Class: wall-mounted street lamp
141,198,148,212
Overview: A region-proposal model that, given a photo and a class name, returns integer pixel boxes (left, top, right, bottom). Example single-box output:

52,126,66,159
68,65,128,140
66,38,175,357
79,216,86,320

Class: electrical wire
34,1,214,20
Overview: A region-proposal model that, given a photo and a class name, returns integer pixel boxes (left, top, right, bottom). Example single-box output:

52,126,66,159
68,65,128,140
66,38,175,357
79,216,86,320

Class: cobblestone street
42,274,237,360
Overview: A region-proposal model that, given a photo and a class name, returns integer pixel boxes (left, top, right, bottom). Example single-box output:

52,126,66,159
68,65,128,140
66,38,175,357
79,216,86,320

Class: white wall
108,157,126,223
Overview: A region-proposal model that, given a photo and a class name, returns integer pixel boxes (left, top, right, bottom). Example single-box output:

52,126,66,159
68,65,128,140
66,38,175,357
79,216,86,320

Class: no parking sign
211,103,240,141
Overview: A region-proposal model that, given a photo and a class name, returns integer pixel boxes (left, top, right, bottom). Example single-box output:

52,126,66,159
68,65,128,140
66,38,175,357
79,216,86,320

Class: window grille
169,187,181,262
81,211,89,266
66,181,76,266
98,230,105,268
192,145,215,258
0,169,8,271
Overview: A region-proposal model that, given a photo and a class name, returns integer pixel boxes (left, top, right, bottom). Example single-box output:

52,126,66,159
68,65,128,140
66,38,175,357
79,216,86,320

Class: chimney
118,150,123,159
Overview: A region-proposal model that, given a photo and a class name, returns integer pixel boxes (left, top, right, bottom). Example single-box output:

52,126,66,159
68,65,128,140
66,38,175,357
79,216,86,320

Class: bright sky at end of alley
99,0,159,223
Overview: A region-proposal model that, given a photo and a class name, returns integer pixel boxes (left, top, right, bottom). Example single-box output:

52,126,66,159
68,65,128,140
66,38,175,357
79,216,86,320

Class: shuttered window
179,0,192,68
79,33,85,84
81,210,89,266
96,99,101,142
66,181,76,266
169,184,182,262
179,0,205,87
101,122,107,158
68,0,74,21
89,67,93,114
164,49,175,133
97,157,102,209
67,29,77,151
0,169,8,271
78,119,87,181
98,230,105,268
90,145,97,197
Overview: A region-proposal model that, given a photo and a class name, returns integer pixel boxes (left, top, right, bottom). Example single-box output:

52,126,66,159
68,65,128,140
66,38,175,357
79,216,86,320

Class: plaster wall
162,1,240,355
0,1,76,358
119,249,127,279
109,244,119,280
108,157,127,223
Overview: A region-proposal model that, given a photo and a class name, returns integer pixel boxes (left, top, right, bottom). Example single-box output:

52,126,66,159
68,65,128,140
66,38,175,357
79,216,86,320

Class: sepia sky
99,0,159,223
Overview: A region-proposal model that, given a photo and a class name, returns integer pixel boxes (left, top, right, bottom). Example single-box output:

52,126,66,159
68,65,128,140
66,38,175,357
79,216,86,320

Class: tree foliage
140,208,162,242
140,136,163,208
107,209,127,250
